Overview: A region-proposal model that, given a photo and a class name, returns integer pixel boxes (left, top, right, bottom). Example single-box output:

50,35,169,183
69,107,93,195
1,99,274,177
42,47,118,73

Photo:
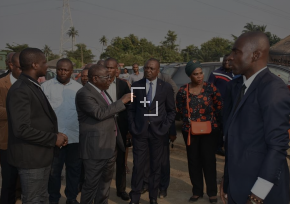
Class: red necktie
101,91,117,136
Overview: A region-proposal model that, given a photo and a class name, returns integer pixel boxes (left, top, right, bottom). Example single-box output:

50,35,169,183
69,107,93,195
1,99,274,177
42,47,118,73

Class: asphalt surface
11,121,290,203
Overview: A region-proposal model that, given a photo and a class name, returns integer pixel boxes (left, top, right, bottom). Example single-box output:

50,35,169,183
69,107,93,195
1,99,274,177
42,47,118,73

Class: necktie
233,84,246,113
147,82,153,107
101,91,117,136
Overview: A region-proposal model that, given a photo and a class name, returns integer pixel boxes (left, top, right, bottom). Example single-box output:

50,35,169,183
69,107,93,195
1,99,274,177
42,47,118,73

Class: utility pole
59,0,73,57
81,45,83,66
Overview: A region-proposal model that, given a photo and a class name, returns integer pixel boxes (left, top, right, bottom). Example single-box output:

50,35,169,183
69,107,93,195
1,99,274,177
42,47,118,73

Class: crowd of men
0,31,289,204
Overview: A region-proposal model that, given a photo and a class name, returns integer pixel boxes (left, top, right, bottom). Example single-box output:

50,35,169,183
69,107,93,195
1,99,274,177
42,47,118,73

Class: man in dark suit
6,48,68,203
220,32,290,204
75,64,132,204
128,58,176,204
105,58,131,201
0,52,15,79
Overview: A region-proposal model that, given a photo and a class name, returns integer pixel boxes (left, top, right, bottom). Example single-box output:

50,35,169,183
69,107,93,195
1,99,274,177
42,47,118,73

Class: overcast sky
1,0,290,60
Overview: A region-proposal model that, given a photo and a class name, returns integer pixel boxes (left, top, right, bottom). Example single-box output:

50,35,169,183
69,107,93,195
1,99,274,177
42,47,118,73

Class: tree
5,43,29,52
99,35,108,53
67,27,79,51
43,45,52,61
181,45,199,62
198,37,232,62
233,22,281,46
161,30,178,51
65,43,95,68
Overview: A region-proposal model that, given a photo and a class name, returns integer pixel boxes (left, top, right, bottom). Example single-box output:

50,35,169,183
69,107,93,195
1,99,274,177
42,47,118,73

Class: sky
1,0,290,61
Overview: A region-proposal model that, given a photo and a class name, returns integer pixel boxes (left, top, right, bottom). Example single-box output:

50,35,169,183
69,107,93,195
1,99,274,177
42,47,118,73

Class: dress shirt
106,78,117,102
128,72,144,85
119,73,130,81
242,67,274,199
9,73,17,85
146,78,157,101
42,78,82,144
88,82,112,104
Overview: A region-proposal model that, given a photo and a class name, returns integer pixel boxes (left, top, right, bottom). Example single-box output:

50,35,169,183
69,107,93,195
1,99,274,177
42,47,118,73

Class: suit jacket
0,74,12,150
115,78,131,141
128,78,176,136
6,74,58,169
76,83,126,160
223,68,290,203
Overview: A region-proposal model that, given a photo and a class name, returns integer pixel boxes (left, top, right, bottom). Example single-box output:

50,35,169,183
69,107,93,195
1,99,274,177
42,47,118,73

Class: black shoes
209,197,218,203
189,195,203,202
150,199,158,204
159,189,167,199
117,191,130,201
66,200,79,204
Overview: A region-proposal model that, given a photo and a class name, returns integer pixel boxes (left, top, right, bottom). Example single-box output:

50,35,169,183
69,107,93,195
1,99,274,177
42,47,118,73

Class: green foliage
161,30,178,51
65,43,95,68
233,22,281,46
5,43,29,52
198,37,232,62
181,45,199,62
67,27,79,51
99,35,108,52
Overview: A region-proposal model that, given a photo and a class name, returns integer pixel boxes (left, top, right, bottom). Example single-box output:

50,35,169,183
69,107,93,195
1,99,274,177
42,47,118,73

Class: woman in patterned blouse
176,60,223,203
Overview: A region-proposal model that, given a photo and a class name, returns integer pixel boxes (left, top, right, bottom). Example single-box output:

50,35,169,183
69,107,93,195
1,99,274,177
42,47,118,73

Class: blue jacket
223,68,290,204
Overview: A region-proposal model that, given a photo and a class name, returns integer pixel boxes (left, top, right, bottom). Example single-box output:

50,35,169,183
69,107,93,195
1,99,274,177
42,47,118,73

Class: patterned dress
176,81,223,133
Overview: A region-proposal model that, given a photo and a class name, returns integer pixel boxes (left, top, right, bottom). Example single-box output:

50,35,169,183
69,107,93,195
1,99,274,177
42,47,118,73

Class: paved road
13,121,290,204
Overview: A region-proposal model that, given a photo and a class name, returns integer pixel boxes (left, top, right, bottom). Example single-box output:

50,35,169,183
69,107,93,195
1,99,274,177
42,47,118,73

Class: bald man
220,32,290,204
0,52,15,79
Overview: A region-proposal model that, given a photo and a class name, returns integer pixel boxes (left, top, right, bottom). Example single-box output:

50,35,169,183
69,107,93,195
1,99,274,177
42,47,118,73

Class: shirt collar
243,67,267,88
54,77,72,85
9,73,17,85
21,73,41,88
88,82,102,93
146,77,157,84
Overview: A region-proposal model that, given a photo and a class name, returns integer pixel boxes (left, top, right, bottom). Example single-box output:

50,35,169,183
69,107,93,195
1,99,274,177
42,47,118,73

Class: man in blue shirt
42,58,82,204
208,54,234,156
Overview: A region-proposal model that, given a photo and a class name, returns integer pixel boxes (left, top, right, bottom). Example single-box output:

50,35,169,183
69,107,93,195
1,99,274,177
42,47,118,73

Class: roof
270,35,290,55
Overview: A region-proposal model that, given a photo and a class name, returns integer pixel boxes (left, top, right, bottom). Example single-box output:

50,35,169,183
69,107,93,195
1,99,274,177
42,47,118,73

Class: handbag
186,84,212,146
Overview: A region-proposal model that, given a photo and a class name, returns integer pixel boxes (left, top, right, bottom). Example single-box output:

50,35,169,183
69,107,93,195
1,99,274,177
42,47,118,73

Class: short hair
6,52,15,63
124,68,128,71
56,58,73,69
145,58,160,68
96,60,105,66
224,54,230,58
11,52,20,64
88,64,107,79
132,63,139,67
19,48,44,70
105,57,118,65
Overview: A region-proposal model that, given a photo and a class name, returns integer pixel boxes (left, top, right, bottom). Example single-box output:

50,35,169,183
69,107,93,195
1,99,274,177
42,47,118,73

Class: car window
161,67,178,78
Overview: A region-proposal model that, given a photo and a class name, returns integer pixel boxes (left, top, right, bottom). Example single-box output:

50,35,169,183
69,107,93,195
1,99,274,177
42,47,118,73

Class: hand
220,177,227,204
55,133,68,147
246,194,263,204
121,93,135,104
169,135,176,142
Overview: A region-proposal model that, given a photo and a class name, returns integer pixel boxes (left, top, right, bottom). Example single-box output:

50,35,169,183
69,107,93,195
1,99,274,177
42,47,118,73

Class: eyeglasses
94,75,111,80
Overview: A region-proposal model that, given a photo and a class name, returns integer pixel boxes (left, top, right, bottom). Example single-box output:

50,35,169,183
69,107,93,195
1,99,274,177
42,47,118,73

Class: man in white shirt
128,63,143,85
220,32,290,204
42,58,82,204
0,52,22,204
119,68,130,81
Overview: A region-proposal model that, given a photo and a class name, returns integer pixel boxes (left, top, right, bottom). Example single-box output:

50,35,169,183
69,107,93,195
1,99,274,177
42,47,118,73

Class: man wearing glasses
42,58,82,204
76,64,132,204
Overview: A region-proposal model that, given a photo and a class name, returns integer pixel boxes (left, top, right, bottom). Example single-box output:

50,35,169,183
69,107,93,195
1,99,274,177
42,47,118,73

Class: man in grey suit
75,64,132,204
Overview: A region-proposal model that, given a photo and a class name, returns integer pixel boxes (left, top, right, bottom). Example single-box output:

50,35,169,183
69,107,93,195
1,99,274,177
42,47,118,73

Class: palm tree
67,27,79,51
99,35,108,53
43,44,52,61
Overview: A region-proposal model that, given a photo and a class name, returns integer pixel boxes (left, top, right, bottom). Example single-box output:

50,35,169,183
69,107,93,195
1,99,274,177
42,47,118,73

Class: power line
192,0,288,30
0,0,49,8
76,0,229,36
0,7,61,17
232,0,290,20
253,0,290,16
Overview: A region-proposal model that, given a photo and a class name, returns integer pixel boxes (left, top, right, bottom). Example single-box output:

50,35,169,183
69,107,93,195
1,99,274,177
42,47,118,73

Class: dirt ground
12,121,290,204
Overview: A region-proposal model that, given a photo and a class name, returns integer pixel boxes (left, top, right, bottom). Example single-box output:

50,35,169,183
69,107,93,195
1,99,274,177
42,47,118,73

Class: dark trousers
80,150,117,204
130,130,165,202
18,166,51,204
143,135,170,191
182,129,218,197
48,143,82,202
0,149,18,204
115,142,126,193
